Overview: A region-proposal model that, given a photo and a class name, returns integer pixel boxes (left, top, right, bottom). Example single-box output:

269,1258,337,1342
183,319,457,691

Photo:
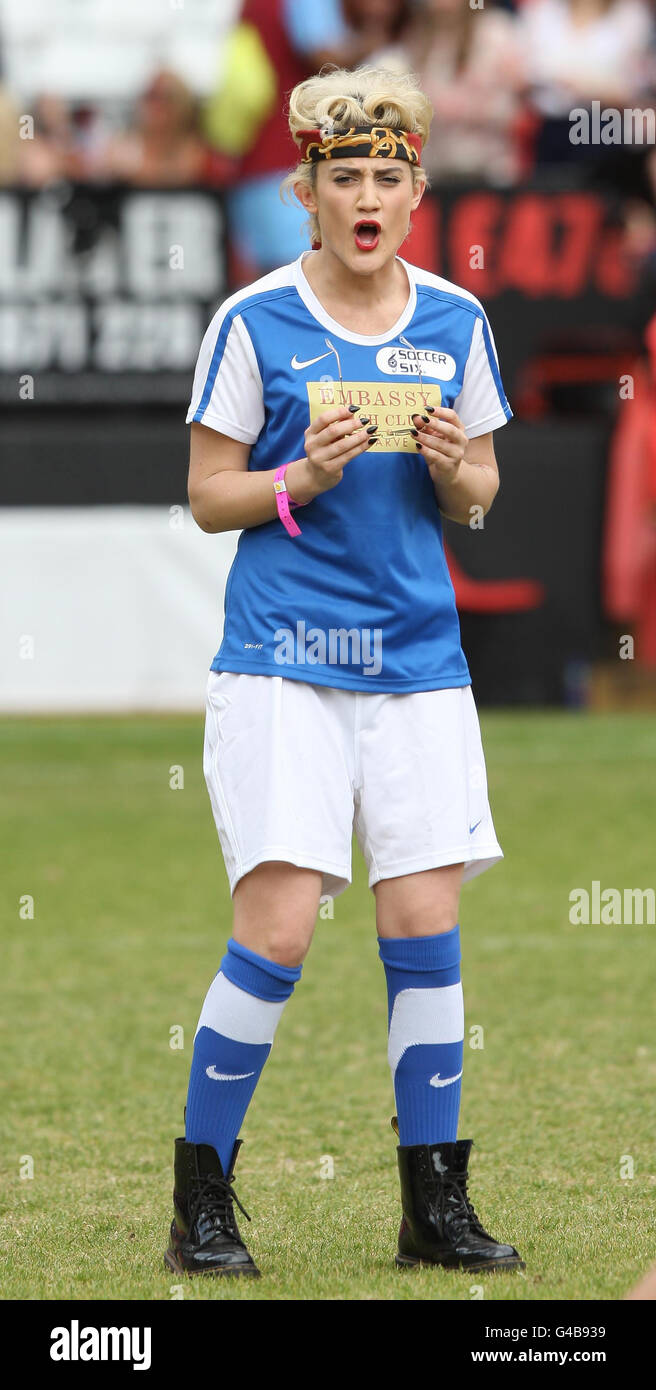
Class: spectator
375,0,527,186
204,0,409,276
517,0,654,165
12,91,118,187
15,94,77,186
100,69,209,186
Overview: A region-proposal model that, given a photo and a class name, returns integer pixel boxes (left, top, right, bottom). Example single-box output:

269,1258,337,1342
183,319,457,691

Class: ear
410,174,427,213
294,179,318,216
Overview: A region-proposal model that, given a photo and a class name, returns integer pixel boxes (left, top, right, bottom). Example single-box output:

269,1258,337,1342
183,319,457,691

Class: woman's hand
290,405,373,500
411,406,468,484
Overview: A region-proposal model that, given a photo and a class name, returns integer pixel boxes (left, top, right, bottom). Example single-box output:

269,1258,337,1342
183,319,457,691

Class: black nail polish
426,406,435,414
410,429,419,437
359,416,370,424
421,415,429,423
367,437,378,447
366,425,377,434
348,404,359,413
415,442,422,450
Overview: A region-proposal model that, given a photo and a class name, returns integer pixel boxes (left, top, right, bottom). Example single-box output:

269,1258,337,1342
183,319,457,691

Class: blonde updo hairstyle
281,66,432,248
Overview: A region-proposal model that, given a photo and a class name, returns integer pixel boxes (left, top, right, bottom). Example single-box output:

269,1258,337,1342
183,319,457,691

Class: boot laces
440,1171,489,1238
188,1172,252,1236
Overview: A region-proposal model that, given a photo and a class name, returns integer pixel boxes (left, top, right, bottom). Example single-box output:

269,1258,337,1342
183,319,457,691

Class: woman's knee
374,863,464,937
231,860,323,966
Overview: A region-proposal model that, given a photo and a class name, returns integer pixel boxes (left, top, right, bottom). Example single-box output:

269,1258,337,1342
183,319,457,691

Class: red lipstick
354,219,381,251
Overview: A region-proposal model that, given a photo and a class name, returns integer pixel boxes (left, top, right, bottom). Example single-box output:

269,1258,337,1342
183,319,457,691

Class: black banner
0,185,228,405
0,182,643,409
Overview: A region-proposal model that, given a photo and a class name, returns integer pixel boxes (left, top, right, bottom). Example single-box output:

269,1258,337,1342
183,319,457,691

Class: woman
102,69,208,186
165,66,524,1278
517,0,653,166
373,0,527,186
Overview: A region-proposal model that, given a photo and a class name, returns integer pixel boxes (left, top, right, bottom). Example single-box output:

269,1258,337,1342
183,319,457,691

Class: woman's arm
188,423,291,533
411,409,500,526
188,408,372,533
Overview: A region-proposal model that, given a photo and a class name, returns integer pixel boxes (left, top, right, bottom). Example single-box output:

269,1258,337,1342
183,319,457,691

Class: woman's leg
374,862,523,1269
184,861,322,1174
375,864,465,1146
375,863,463,939
232,860,324,965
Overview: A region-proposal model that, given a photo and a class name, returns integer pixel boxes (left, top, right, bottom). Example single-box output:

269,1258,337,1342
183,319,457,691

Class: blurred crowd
1,0,656,272
1,0,655,671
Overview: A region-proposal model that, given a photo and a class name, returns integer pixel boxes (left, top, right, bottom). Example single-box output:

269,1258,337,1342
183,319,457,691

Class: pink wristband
273,463,308,537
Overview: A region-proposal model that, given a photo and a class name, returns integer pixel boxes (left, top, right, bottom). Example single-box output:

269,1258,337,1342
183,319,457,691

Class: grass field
2,710,655,1302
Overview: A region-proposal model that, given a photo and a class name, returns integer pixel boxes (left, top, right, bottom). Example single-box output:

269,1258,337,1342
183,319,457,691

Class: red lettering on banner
498,196,560,296
448,194,502,296
444,190,633,299
549,195,601,295
595,224,634,297
498,194,599,296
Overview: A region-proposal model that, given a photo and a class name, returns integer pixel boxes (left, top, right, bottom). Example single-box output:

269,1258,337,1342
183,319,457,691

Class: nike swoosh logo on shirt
469,819,482,834
291,351,332,370
429,1069,463,1088
205,1065,256,1082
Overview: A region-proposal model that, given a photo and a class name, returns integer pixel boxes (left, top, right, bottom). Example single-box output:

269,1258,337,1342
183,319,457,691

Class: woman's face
299,159,424,273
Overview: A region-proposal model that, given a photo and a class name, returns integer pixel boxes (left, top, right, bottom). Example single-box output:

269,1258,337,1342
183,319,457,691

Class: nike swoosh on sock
205,1065,256,1082
429,1069,463,1088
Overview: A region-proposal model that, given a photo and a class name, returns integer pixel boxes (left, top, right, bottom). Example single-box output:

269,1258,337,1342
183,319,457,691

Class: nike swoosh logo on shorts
469,819,482,834
206,1065,256,1082
429,1069,463,1088
291,351,332,370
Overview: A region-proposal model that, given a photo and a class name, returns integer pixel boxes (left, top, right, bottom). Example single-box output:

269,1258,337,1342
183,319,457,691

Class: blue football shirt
186,252,512,692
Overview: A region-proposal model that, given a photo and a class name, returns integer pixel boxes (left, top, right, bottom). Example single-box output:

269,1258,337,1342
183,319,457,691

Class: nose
356,174,382,211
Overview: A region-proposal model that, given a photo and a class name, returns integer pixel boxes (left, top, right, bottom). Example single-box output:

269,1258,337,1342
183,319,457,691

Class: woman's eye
332,174,400,185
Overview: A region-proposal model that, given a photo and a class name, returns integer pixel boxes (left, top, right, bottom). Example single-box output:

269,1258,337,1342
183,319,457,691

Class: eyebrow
327,163,405,174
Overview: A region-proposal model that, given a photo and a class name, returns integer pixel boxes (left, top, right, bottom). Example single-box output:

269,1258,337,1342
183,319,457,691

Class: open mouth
354,220,381,251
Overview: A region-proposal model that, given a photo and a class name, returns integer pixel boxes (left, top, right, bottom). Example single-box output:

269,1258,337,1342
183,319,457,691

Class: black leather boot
391,1116,525,1273
164,1136,261,1277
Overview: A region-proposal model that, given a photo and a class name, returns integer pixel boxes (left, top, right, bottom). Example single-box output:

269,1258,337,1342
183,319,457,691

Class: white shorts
203,671,503,899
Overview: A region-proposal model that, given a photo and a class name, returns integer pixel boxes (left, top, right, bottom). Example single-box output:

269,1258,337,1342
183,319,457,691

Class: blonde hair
281,66,432,247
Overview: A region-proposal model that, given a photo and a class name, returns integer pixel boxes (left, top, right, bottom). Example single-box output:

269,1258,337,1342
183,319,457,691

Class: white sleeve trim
185,411,258,443
233,312,263,394
186,311,264,444
465,409,512,439
454,315,511,437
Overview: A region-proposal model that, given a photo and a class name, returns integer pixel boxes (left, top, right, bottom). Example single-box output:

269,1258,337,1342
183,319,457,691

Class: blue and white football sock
185,938,301,1175
377,925,464,1146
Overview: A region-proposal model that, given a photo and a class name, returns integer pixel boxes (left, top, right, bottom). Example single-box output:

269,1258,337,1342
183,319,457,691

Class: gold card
306,381,443,452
